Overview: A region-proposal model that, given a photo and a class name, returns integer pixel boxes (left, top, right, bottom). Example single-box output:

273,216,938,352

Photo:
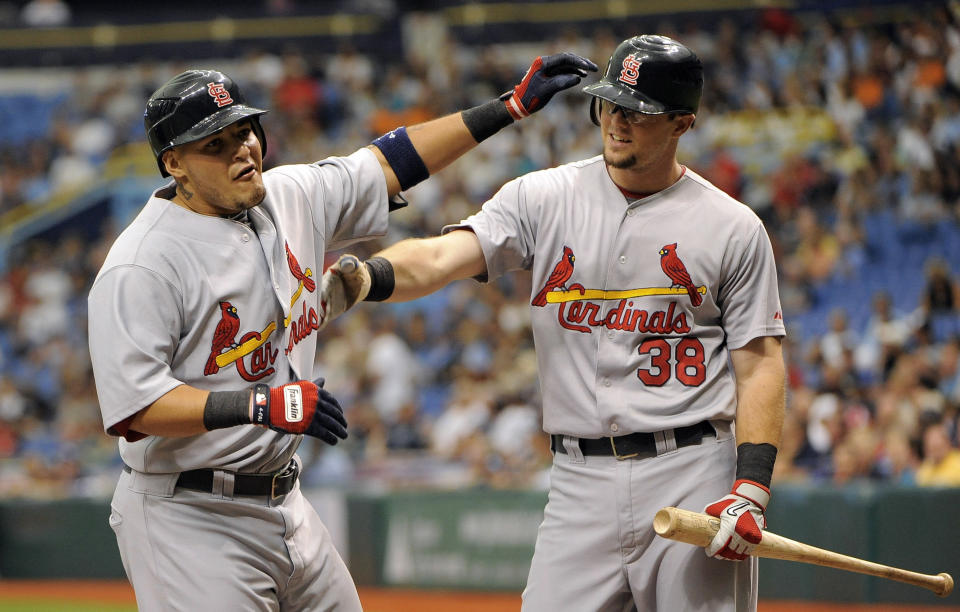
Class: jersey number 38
637,337,706,387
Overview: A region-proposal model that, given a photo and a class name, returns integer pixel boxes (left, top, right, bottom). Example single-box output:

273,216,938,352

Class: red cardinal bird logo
285,242,316,293
532,246,576,307
204,301,241,375
659,243,702,307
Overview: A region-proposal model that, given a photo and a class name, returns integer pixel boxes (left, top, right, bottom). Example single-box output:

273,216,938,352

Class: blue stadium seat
0,93,67,145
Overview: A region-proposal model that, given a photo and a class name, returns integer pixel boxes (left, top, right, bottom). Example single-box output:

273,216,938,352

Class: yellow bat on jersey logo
545,285,707,303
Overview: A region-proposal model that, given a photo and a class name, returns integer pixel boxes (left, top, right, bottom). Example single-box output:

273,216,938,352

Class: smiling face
597,99,695,192
162,120,266,216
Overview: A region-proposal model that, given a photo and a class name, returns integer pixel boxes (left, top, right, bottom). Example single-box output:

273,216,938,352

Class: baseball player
324,35,786,611
88,54,596,612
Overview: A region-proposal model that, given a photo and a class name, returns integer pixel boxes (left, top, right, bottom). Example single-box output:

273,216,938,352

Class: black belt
123,460,299,499
551,421,715,460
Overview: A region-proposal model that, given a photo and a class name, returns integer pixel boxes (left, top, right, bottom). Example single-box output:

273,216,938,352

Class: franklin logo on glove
284,387,303,422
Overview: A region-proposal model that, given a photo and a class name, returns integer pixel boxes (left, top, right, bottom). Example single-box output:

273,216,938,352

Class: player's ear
162,149,184,177
673,113,696,136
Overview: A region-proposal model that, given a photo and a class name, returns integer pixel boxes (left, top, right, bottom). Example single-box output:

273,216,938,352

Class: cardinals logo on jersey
283,241,323,356
532,246,576,307
658,243,702,307
203,301,278,382
285,242,316,294
204,301,241,375
531,243,707,336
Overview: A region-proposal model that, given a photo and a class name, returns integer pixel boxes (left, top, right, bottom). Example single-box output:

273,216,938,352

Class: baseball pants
522,421,758,612
110,462,361,612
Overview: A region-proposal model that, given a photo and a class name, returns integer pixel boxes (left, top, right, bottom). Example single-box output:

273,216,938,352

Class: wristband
735,442,778,488
371,126,430,191
363,256,395,302
251,384,270,426
203,390,253,430
461,98,515,143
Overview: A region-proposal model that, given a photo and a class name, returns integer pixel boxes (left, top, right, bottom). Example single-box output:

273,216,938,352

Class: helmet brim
168,104,268,149
583,81,667,115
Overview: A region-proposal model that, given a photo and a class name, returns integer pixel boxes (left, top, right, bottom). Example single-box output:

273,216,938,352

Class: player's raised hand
501,52,599,119
318,254,371,330
703,479,770,561
251,378,348,445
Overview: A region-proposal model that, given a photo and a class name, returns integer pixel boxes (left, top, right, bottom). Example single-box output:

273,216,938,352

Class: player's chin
603,150,637,170
238,183,267,209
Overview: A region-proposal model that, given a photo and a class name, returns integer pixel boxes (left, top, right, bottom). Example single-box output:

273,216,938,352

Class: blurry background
1,0,960,608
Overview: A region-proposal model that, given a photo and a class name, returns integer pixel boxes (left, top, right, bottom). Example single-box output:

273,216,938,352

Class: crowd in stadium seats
2,6,960,497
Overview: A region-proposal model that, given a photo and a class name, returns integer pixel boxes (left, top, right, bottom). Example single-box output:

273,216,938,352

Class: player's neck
609,160,685,198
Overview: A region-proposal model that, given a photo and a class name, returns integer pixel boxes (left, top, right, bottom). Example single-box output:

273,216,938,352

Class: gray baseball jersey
446,155,784,611
449,157,785,436
90,148,389,612
89,148,388,473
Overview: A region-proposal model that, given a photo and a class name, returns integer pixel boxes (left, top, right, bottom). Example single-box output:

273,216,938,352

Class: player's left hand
318,254,370,330
703,479,770,561
501,52,599,120
253,378,348,445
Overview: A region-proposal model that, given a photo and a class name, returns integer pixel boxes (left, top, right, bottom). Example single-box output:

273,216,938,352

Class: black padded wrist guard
363,256,395,302
461,98,515,143
203,389,252,430
735,442,778,488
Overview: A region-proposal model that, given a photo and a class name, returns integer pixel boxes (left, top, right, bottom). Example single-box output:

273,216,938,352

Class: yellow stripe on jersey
284,280,306,327
545,286,707,303
215,321,278,368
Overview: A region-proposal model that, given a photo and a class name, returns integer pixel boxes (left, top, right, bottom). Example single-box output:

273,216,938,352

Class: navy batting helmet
583,35,703,125
144,69,268,176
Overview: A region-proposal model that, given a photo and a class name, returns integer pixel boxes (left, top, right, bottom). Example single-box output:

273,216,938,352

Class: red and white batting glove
703,479,770,561
501,52,598,119
251,378,348,445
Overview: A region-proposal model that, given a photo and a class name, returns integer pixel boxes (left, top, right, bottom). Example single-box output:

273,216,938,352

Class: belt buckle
271,462,297,499
609,437,640,460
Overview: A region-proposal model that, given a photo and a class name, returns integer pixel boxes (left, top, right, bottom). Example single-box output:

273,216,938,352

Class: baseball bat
653,506,954,597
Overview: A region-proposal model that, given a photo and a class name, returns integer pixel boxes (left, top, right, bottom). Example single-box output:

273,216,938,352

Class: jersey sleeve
87,265,185,436
717,222,786,349
309,148,390,249
442,177,535,281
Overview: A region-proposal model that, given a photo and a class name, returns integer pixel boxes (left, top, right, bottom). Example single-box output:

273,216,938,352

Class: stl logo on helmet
619,55,642,86
207,82,234,108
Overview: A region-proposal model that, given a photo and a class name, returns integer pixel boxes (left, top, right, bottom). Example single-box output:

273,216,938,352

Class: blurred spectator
854,291,916,380
19,0,70,27
916,422,960,486
874,429,919,485
921,258,960,320
365,313,422,422
820,308,857,370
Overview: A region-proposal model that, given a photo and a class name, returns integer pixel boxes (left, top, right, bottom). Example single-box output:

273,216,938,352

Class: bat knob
653,508,676,537
937,572,954,597
338,255,359,274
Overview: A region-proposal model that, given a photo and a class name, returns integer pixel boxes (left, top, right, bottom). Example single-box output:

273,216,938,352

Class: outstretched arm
318,229,487,326
368,52,597,197
377,230,487,301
